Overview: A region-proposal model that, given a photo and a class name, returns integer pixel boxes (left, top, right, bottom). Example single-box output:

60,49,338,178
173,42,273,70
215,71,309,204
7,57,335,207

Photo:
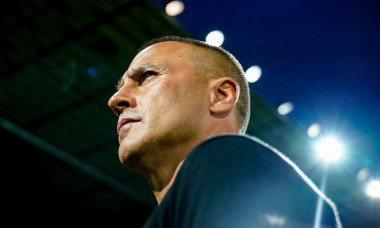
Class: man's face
108,41,210,168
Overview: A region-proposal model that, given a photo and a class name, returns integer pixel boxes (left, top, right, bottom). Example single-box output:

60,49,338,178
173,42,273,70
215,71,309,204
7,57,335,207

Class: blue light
87,67,99,77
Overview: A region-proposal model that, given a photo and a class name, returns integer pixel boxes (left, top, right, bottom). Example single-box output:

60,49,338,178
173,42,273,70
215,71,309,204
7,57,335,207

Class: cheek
141,79,208,121
142,80,179,108
138,84,175,123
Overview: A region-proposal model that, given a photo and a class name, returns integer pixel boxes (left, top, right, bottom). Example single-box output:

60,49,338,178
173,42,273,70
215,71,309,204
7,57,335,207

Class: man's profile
108,36,342,228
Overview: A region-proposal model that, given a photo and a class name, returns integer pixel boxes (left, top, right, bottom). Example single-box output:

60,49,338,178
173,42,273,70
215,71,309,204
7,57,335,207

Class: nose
108,84,136,116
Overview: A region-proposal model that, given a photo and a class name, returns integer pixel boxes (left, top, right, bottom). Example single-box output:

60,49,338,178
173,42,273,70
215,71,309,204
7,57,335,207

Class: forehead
129,41,195,68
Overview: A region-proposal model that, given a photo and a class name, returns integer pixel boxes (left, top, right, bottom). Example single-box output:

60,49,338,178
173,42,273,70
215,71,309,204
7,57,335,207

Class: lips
117,118,140,134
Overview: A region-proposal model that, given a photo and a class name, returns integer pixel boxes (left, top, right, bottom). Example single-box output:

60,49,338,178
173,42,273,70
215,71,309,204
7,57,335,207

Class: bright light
315,136,344,162
308,123,321,138
366,180,380,198
277,102,294,115
245,65,262,83
205,30,224,47
165,1,184,16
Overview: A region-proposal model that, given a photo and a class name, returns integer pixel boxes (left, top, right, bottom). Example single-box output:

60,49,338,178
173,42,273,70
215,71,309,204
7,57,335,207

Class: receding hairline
138,40,216,65
137,37,240,69
138,40,194,53
138,36,214,53
138,39,239,78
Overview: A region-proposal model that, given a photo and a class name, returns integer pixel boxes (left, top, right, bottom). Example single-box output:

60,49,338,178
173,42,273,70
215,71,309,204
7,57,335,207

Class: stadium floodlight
365,180,380,198
314,136,344,163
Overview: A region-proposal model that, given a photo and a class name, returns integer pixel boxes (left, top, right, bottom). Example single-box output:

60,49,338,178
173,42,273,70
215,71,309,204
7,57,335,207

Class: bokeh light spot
205,30,224,47
277,102,294,115
245,65,262,83
308,123,321,138
165,1,184,16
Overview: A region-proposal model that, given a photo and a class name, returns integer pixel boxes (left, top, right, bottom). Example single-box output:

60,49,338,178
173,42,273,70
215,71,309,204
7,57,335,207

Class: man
108,36,342,227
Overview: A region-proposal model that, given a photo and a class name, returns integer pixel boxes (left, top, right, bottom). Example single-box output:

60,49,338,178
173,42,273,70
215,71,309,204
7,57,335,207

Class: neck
142,120,239,204
152,160,184,204
142,140,198,204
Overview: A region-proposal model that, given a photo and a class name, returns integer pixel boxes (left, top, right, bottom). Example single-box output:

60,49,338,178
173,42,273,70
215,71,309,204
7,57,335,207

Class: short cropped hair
138,36,250,133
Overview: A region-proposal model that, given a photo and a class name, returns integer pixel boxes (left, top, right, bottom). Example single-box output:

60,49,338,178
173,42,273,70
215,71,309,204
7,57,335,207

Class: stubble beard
118,121,201,177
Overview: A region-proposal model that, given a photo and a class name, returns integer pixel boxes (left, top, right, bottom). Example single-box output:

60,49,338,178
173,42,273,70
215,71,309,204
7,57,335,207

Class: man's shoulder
187,134,289,168
192,134,269,153
196,133,264,147
177,134,341,228
144,134,341,228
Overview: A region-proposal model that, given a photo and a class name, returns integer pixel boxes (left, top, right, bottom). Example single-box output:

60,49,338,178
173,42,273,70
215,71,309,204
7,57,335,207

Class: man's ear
209,77,239,116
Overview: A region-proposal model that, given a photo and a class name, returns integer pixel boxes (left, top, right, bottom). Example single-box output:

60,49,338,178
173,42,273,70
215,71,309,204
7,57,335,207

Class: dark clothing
143,134,339,228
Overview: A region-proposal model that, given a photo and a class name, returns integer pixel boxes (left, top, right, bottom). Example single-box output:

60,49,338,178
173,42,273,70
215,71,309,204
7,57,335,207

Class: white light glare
205,30,224,47
315,136,344,162
277,102,294,115
366,180,380,198
308,123,321,138
245,65,262,83
165,1,184,16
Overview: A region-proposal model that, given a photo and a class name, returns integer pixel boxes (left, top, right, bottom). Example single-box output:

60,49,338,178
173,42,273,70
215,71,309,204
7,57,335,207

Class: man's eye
142,71,156,80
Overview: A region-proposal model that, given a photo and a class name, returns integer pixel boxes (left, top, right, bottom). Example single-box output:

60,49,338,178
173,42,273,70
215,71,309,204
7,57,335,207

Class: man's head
108,36,250,173
138,36,250,132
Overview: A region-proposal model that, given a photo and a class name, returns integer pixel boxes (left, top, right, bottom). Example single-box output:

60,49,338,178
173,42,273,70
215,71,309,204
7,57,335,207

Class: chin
118,145,145,172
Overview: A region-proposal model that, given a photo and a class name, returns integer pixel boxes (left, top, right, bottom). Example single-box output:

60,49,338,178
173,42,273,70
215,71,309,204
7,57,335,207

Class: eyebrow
116,62,164,89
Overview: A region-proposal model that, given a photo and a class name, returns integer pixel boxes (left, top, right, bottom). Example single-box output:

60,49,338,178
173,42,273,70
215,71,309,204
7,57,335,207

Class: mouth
117,118,140,135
